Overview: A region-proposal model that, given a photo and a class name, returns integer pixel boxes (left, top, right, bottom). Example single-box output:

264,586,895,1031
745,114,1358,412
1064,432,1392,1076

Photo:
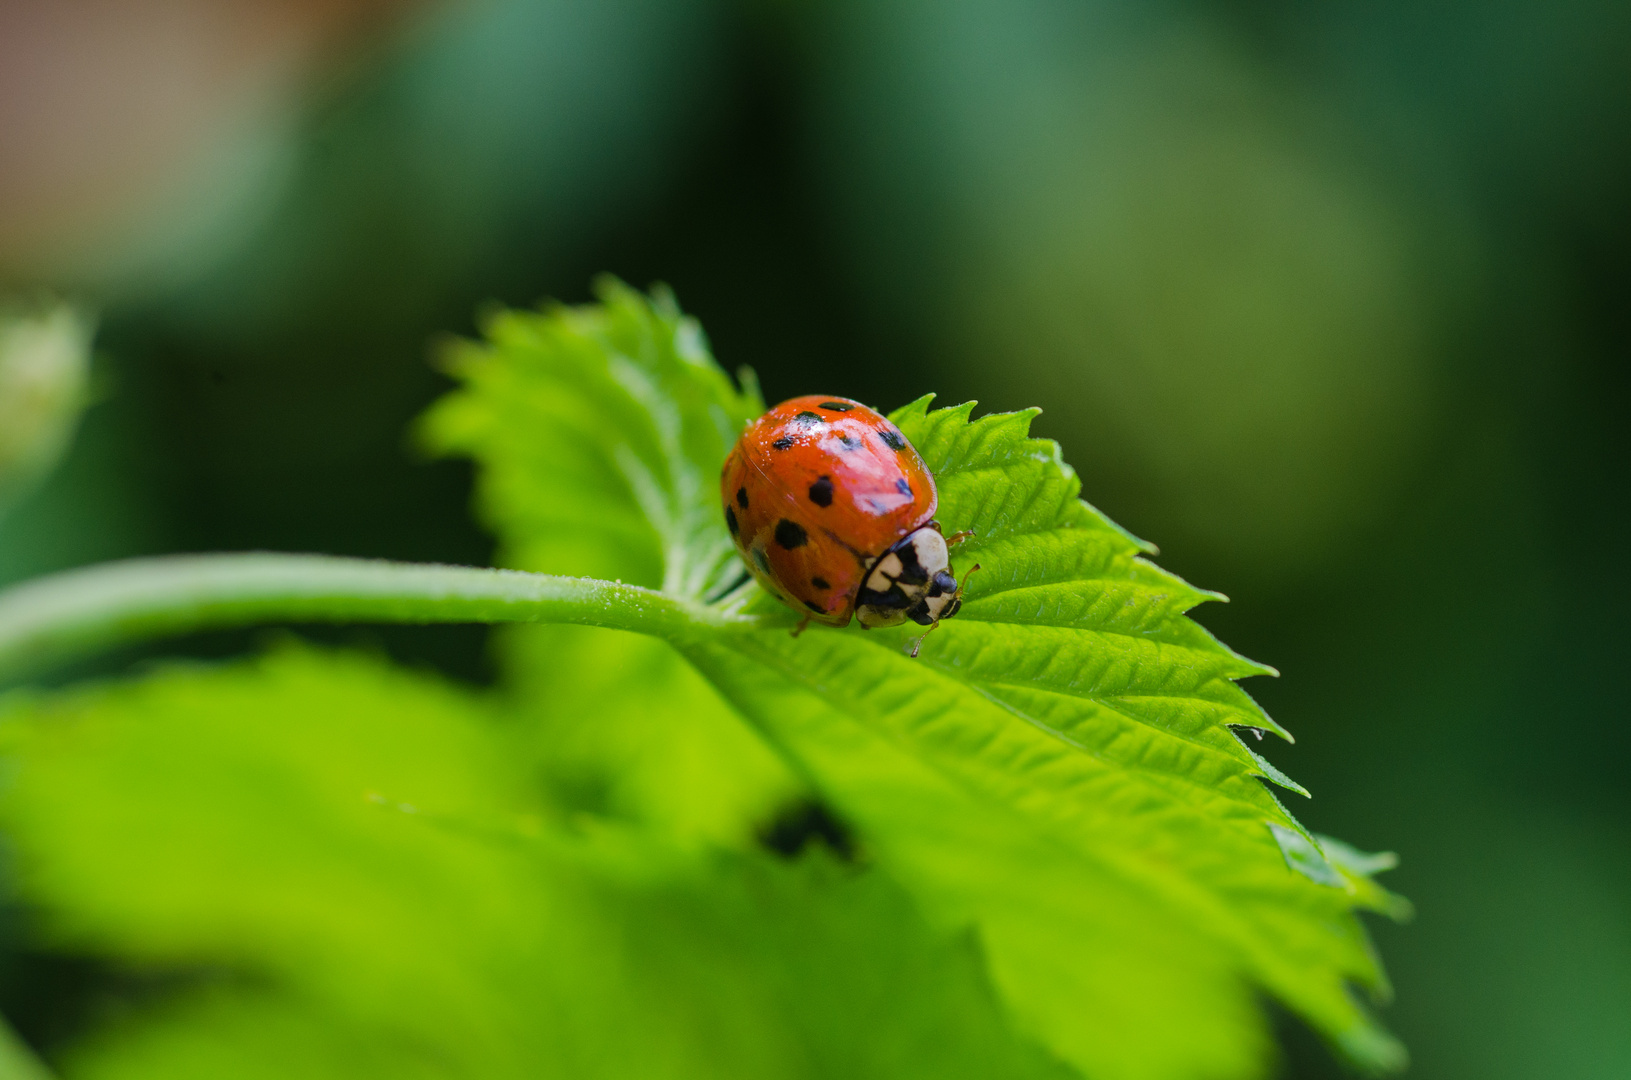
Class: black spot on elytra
811,576,831,590
774,519,808,549
808,476,834,507
878,428,906,451
724,506,739,535
837,433,860,451
819,401,854,411
752,547,772,574
795,411,823,425
771,436,795,450
895,477,912,497
803,600,824,613
736,486,749,509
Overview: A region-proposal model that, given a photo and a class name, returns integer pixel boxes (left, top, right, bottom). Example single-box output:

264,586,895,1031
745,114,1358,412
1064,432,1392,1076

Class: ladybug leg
945,528,977,546
906,619,941,658
790,613,812,638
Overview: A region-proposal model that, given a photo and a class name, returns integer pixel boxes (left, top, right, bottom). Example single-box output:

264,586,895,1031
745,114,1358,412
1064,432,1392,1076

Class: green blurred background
0,0,1626,1075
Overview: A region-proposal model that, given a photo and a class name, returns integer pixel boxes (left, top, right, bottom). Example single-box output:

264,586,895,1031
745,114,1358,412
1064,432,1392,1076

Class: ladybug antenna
959,562,984,594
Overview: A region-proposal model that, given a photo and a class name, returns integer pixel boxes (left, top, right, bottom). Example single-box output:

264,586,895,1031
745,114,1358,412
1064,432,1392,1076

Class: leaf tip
890,393,937,422
1383,894,1417,924
1334,1020,1410,1076
1088,504,1158,554
590,271,638,304
647,280,681,317
1243,746,1311,798
734,365,764,410
1315,835,1402,878
1267,821,1346,887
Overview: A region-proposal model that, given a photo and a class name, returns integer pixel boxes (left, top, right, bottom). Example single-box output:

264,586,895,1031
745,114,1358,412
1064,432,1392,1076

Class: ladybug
721,395,974,648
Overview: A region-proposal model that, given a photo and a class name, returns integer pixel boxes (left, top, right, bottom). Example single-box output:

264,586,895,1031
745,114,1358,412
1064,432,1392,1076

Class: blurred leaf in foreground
0,647,1059,1080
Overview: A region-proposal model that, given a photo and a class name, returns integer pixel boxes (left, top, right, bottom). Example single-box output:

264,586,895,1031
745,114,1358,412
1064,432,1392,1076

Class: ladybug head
855,524,966,630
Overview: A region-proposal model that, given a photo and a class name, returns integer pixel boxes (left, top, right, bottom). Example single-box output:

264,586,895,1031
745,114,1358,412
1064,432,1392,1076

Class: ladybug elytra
721,395,974,646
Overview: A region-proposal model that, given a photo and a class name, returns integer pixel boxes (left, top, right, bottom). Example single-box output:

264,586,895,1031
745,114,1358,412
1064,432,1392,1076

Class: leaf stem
0,553,761,684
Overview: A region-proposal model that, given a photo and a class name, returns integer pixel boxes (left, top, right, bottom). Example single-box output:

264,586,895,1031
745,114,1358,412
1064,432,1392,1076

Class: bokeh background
0,0,1627,1075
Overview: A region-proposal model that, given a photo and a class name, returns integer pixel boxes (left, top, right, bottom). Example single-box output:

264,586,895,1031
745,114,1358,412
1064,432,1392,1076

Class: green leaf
0,647,1063,1080
0,280,1404,1079
429,283,1407,1078
423,279,798,846
422,276,761,597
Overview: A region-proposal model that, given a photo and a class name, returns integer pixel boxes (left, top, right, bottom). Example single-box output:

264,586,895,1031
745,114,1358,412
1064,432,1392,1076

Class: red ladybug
721,395,973,643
